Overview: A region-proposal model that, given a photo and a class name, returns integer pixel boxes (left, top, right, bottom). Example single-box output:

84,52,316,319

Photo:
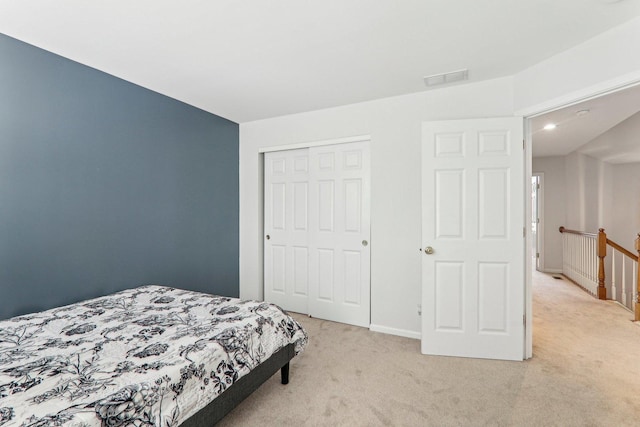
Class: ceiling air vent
423,69,469,87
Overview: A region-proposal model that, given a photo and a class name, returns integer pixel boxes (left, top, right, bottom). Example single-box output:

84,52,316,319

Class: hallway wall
564,152,613,234
611,163,640,250
532,156,566,272
534,151,639,283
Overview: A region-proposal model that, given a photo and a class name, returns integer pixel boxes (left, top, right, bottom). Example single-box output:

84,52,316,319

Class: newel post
597,228,607,300
635,234,640,321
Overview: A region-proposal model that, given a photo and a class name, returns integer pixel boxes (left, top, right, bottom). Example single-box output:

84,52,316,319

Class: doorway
523,80,640,360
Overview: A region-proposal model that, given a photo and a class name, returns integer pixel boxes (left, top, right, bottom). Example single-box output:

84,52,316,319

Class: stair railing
559,227,640,321
559,227,600,297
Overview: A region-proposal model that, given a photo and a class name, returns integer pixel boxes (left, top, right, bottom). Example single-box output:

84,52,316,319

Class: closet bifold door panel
264,141,371,328
264,148,311,315
307,142,371,327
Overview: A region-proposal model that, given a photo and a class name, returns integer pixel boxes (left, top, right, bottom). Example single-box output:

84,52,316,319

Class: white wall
579,111,640,163
564,152,613,233
240,77,515,337
582,111,640,247
612,163,640,251
514,16,640,114
532,157,566,272
534,153,638,274
535,131,639,295
240,16,640,341
560,153,638,299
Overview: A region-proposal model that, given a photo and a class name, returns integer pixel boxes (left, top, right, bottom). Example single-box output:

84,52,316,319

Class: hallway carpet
219,271,640,426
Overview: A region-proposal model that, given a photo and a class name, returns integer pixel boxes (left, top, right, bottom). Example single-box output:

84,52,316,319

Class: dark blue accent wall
0,34,239,320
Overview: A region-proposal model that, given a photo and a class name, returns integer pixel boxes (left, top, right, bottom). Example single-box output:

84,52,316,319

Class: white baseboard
369,324,420,340
542,268,562,274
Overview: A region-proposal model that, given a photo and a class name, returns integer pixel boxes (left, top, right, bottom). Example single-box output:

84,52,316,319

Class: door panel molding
421,117,525,361
264,140,371,328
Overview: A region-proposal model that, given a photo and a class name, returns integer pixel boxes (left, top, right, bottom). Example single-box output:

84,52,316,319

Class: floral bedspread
0,286,307,427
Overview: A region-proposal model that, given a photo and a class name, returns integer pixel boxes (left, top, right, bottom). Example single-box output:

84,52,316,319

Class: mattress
0,285,307,426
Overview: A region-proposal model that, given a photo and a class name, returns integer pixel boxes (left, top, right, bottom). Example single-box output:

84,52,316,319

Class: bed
0,285,307,426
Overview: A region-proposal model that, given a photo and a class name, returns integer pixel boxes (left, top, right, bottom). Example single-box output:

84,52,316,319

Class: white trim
533,173,545,272
543,268,563,274
515,72,640,118
369,324,420,340
524,118,533,360
258,134,371,153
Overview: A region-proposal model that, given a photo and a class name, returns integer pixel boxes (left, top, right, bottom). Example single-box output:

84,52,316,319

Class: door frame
519,77,640,360
258,134,372,320
531,173,544,272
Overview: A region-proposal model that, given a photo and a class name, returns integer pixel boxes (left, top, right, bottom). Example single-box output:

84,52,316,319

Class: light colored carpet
218,271,640,426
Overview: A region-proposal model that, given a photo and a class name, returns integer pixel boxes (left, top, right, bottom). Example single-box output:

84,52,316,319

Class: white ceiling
531,83,640,161
1,1,640,123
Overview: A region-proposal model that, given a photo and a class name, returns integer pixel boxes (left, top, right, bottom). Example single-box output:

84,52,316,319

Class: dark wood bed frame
180,343,296,426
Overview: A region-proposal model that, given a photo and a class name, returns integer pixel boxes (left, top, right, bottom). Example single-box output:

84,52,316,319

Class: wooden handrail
607,238,639,262
558,226,598,238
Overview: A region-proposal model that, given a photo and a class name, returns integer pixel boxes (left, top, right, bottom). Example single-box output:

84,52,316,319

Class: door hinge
523,139,525,150
523,227,526,238
523,314,526,325
536,252,540,258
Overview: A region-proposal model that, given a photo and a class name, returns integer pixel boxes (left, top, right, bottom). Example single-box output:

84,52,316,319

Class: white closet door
308,142,371,327
421,118,524,361
264,141,371,328
264,149,310,314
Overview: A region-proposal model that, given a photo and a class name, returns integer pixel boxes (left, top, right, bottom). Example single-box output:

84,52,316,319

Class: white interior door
308,142,371,327
264,141,371,328
264,149,310,314
421,117,524,361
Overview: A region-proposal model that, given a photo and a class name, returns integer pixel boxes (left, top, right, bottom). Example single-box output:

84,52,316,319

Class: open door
421,117,525,361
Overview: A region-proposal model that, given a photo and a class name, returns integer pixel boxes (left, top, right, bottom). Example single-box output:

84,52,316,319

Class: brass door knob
424,246,434,255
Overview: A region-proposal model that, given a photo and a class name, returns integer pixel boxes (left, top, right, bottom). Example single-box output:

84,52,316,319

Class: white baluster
581,236,591,287
580,236,584,287
593,238,597,287
612,251,617,303
633,260,638,314
564,233,568,277
589,239,596,283
569,234,573,281
576,235,580,286
622,254,627,307
586,237,592,293
568,234,571,279
596,239,599,289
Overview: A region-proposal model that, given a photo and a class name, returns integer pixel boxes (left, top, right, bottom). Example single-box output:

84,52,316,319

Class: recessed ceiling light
576,109,590,117
543,123,557,131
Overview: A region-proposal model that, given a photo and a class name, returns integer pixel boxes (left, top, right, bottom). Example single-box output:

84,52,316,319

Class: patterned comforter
0,286,308,427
